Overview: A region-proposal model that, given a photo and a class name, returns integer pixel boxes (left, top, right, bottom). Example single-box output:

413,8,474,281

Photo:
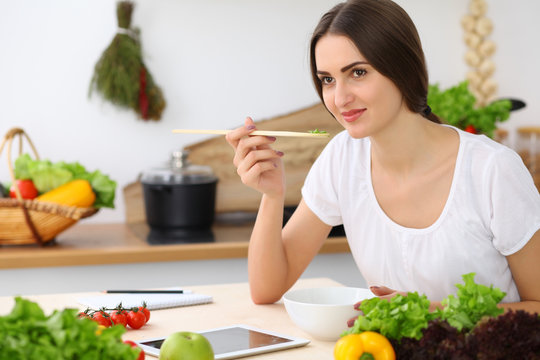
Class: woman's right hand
225,117,285,197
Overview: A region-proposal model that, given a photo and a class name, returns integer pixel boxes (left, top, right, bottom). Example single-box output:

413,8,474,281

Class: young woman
225,0,540,313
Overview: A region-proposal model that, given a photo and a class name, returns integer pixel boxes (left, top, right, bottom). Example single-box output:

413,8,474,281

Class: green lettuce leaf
344,273,507,341
82,170,117,208
13,153,33,180
345,291,435,341
436,273,505,331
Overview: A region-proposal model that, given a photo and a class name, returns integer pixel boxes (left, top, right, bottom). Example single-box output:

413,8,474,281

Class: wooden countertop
0,222,349,269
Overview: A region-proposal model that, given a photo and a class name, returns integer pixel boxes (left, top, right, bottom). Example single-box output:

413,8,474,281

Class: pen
104,290,184,294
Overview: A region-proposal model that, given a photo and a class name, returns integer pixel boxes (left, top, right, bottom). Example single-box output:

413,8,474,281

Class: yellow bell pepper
37,179,95,207
334,332,395,360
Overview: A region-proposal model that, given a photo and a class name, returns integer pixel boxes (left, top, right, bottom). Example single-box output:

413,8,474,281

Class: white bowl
283,286,375,341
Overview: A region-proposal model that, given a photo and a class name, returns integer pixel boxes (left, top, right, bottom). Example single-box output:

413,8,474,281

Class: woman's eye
353,69,367,77
320,76,334,85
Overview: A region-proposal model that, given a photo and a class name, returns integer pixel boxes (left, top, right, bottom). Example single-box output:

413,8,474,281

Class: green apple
159,331,214,360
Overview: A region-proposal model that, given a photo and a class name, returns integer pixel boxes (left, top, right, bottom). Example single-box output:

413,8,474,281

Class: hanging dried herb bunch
89,1,166,121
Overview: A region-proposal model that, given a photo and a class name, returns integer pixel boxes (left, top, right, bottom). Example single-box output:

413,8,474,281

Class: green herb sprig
308,128,328,134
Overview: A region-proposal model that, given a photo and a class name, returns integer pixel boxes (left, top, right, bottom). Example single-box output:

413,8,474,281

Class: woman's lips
341,109,366,123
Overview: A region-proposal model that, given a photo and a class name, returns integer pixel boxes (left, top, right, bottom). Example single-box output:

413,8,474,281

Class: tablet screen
141,327,291,354
137,325,310,359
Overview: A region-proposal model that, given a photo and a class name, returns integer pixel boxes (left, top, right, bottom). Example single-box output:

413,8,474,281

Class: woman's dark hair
309,0,440,123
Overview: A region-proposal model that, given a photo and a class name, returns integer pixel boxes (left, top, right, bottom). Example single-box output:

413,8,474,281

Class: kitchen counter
0,278,342,359
0,222,349,269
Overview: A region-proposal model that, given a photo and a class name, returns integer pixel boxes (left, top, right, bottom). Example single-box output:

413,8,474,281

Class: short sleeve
301,135,344,226
485,147,540,255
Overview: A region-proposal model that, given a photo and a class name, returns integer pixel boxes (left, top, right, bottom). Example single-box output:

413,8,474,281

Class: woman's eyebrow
316,61,369,76
340,61,368,72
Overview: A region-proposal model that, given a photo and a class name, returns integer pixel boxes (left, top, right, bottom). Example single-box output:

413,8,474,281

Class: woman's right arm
226,118,332,304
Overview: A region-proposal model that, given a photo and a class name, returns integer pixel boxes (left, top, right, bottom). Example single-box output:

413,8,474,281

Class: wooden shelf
0,222,349,269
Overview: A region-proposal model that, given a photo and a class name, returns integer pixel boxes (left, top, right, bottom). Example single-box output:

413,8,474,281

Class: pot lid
141,150,218,185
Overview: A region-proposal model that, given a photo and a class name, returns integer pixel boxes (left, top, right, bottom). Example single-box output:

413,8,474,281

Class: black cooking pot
141,150,218,242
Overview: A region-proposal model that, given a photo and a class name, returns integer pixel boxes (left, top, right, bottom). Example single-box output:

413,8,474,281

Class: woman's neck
369,114,446,179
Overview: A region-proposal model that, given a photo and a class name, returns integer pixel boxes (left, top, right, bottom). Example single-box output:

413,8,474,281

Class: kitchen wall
1,0,539,223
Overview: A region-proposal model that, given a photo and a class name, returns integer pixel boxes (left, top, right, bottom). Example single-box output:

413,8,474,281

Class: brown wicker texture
0,128,98,246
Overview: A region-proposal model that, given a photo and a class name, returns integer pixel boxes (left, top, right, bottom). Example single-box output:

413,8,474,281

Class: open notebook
77,291,213,311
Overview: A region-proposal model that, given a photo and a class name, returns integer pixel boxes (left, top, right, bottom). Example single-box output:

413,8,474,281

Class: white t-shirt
301,126,540,302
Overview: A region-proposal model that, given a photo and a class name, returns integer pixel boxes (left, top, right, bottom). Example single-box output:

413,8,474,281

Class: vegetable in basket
9,179,39,200
37,179,96,207
12,153,116,208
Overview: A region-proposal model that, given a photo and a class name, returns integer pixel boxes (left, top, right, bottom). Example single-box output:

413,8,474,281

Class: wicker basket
0,127,98,246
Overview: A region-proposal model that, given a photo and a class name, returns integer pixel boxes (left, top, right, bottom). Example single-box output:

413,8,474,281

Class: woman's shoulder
451,126,532,184
451,126,518,161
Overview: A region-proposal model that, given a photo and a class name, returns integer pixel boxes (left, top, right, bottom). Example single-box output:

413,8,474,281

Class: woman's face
314,34,406,139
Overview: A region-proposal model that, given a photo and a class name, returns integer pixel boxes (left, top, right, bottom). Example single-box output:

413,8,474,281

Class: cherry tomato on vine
127,310,146,330
92,311,112,327
138,306,151,323
110,309,128,327
78,311,90,319
124,340,145,360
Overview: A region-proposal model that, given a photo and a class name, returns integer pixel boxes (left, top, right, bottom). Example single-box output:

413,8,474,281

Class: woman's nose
334,81,353,108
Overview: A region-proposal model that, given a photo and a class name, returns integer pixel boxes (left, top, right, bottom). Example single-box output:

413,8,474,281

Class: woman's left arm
503,228,540,313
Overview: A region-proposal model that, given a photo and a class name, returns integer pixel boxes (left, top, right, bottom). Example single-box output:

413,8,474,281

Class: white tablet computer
136,324,310,359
